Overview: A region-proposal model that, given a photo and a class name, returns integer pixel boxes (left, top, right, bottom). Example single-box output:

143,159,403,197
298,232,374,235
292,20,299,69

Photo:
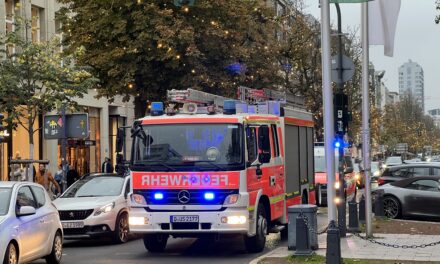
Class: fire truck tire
143,234,168,253
244,203,267,253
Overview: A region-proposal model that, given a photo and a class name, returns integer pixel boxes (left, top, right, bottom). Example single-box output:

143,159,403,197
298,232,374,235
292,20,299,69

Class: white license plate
170,215,199,223
62,221,84,229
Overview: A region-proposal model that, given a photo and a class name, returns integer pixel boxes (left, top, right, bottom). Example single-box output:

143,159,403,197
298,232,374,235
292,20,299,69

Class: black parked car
377,163,440,186
372,176,440,219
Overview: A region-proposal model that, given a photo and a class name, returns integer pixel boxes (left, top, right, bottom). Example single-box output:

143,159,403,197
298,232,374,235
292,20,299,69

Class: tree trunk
28,122,35,183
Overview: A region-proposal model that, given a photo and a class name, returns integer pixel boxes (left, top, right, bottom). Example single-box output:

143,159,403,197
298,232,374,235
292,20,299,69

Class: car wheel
383,196,401,219
143,234,169,253
3,243,18,264
244,203,267,253
45,231,62,264
113,213,129,244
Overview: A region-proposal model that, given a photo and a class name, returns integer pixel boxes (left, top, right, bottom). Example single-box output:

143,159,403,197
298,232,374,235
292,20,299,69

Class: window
5,0,15,55
246,127,258,163
432,168,440,176
30,186,46,208
406,180,440,192
411,167,430,177
271,124,279,157
16,186,37,209
124,179,130,197
31,6,41,43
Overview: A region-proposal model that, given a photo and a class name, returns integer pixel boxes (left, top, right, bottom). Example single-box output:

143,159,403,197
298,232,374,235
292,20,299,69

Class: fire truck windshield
132,124,244,171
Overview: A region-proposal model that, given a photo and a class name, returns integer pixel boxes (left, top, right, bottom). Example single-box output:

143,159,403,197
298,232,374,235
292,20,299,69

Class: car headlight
94,202,115,216
131,194,147,206
224,194,240,205
373,170,380,177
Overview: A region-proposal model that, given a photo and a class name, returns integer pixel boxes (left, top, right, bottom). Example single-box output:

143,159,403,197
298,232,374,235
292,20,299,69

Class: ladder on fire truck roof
167,89,229,107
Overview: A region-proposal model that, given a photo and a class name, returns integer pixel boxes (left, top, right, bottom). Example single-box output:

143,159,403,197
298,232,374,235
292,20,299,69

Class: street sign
395,143,408,154
334,92,349,136
331,54,355,84
44,113,89,140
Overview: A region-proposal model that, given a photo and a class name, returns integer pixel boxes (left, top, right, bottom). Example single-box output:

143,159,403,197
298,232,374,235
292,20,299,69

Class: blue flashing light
334,141,341,148
154,192,164,200
223,100,237,115
204,192,215,201
151,102,164,116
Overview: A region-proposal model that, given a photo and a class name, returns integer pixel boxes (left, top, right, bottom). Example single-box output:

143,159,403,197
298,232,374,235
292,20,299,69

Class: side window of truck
246,127,258,163
271,124,279,157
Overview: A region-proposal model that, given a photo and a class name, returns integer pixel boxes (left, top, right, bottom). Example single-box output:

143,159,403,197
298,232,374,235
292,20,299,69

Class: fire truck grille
135,189,238,205
59,209,94,221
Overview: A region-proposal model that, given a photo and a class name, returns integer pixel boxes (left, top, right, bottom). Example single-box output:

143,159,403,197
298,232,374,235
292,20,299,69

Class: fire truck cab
127,89,315,253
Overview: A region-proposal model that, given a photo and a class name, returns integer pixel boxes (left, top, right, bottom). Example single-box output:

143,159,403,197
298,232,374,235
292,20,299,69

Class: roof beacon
223,100,236,115
150,102,164,116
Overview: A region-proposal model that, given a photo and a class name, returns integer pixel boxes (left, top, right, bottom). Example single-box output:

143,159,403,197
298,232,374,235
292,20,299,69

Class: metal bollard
293,214,313,256
374,192,385,218
347,201,360,233
359,197,365,224
326,220,341,264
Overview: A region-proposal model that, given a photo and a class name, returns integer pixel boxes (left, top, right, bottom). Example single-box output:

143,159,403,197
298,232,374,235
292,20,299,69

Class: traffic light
0,114,4,143
173,0,195,7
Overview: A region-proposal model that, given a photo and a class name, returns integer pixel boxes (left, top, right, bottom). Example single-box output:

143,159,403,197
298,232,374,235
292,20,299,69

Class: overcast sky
304,0,440,112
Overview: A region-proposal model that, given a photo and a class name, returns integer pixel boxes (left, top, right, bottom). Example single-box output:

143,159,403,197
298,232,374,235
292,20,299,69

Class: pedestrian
102,157,114,173
35,163,61,196
54,164,63,194
115,154,125,175
9,163,22,182
66,165,79,188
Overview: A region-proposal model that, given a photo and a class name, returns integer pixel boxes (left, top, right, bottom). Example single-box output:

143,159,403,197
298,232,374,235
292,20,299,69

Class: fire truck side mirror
258,126,271,164
116,128,125,153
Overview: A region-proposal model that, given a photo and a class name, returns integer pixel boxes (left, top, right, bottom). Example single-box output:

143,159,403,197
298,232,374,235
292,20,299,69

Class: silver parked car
0,182,63,264
372,176,440,219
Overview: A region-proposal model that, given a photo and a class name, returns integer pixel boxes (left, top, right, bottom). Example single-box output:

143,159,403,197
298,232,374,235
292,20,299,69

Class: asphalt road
30,210,329,264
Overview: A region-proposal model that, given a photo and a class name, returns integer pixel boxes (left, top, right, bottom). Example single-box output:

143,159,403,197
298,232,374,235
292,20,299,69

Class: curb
248,247,290,264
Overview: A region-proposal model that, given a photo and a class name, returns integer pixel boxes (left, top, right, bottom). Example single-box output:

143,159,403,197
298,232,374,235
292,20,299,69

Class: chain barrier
299,210,328,236
353,233,440,249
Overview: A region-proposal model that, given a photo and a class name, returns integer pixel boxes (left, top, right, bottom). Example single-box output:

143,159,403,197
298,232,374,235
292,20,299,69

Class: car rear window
383,168,410,178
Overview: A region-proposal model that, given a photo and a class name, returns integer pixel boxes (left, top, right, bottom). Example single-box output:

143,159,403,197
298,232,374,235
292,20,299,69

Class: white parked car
0,182,63,264
53,173,130,243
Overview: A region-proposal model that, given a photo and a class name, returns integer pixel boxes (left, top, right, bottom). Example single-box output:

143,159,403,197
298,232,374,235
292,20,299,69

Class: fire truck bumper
128,207,249,234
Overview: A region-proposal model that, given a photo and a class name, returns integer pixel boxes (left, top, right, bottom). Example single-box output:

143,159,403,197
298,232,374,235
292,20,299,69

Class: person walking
66,165,79,188
35,163,61,196
9,164,22,182
102,157,114,173
54,164,63,195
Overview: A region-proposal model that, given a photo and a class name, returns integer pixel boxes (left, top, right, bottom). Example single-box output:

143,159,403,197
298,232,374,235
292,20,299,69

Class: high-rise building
428,109,440,128
398,60,424,112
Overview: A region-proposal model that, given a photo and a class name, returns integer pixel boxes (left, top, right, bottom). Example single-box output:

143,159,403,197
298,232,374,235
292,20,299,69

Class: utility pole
61,105,68,192
361,1,373,237
334,3,347,238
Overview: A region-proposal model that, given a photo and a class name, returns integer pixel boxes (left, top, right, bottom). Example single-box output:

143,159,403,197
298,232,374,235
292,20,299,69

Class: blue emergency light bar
150,102,164,116
223,100,237,115
204,192,215,201
154,192,164,200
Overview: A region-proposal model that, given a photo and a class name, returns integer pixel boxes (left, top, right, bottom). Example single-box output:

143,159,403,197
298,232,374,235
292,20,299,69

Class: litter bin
288,204,318,250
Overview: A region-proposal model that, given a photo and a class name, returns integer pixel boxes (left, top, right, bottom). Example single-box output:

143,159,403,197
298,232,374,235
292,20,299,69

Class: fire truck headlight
131,194,147,205
222,216,246,225
224,194,240,205
129,216,149,226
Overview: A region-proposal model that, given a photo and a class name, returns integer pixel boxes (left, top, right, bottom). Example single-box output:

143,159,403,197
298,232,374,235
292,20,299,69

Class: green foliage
0,17,97,146
436,0,440,24
57,0,283,117
380,94,440,153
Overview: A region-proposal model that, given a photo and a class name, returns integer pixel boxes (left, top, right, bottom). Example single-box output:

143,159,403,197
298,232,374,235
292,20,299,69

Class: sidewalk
250,233,440,263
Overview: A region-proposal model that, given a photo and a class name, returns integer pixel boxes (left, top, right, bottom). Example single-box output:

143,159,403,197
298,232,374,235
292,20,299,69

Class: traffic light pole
335,3,347,238
61,106,68,192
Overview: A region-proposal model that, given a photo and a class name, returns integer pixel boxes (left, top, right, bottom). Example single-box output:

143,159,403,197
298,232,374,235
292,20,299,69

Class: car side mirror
17,206,36,216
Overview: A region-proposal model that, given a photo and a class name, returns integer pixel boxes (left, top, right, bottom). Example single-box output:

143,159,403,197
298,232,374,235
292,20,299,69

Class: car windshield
371,162,379,172
386,157,402,164
0,188,12,215
132,123,244,171
61,177,125,198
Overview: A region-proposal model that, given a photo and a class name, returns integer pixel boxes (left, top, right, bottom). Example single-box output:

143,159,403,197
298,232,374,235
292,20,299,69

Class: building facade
398,60,424,112
0,0,135,180
428,109,440,128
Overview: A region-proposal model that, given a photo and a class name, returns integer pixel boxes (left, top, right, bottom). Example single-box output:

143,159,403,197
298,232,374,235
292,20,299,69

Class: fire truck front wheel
143,234,169,253
244,203,267,253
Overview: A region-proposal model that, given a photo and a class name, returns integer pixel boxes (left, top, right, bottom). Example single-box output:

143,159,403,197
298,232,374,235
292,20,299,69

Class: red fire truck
127,89,315,253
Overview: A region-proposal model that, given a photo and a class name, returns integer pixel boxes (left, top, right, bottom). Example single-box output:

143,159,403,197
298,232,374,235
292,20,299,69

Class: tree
379,94,440,154
0,16,97,181
58,0,283,117
436,0,440,24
